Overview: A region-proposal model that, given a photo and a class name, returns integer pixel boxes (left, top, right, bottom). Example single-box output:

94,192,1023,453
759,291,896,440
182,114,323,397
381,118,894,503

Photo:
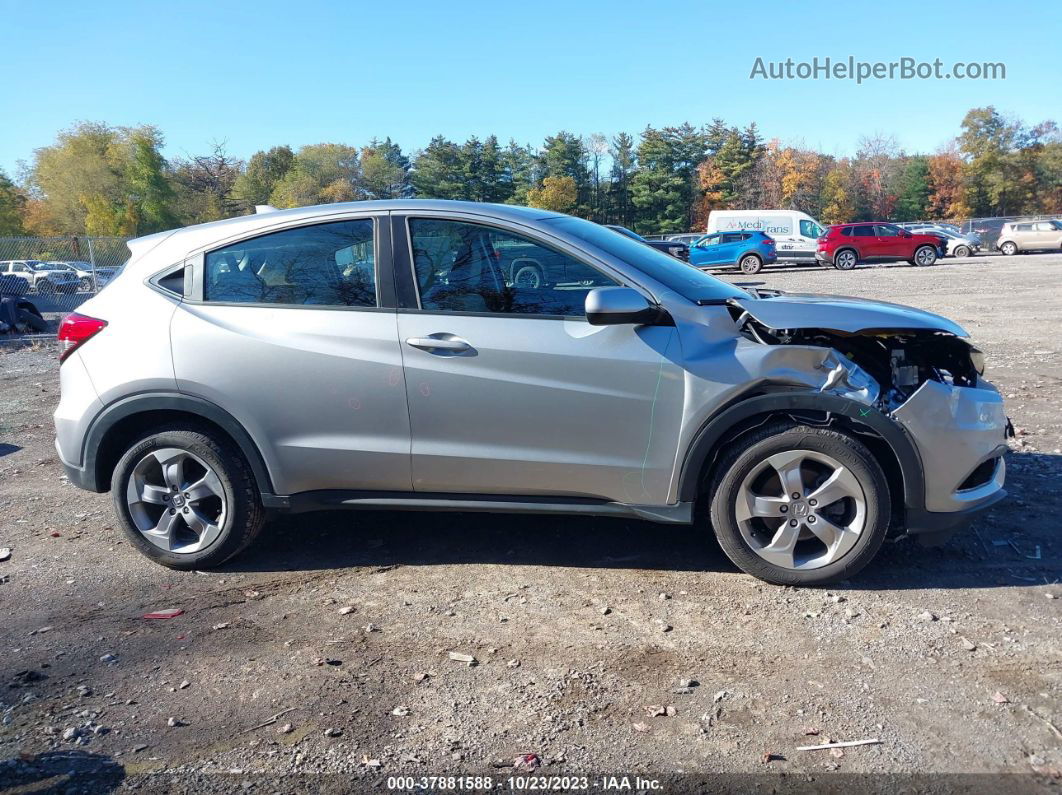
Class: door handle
405,335,472,353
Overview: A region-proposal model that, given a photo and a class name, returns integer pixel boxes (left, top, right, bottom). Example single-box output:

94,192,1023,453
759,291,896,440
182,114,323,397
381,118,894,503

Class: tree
926,147,970,220
233,146,294,207
502,141,537,206
526,175,577,213
125,127,176,233
586,133,609,222
360,138,410,199
852,134,901,219
269,144,361,207
820,164,856,224
411,136,467,199
0,169,26,235
892,156,931,221
171,142,244,225
540,132,590,214
607,132,636,225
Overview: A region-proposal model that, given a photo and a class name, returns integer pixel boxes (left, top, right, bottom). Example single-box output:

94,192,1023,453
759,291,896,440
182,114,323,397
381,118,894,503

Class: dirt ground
1,253,1060,793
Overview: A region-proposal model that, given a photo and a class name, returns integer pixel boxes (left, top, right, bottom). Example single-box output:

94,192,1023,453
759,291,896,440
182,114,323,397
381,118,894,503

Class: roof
125,200,565,271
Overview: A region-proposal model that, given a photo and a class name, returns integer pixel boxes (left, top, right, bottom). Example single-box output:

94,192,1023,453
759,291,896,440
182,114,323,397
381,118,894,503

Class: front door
393,215,685,505
172,215,412,496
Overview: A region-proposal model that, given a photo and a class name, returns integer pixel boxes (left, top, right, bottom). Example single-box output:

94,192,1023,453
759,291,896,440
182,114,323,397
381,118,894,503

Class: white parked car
706,209,825,264
903,228,979,258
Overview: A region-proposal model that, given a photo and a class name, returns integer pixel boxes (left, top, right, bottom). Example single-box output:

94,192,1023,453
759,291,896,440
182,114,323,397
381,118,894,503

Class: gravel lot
1,252,1060,793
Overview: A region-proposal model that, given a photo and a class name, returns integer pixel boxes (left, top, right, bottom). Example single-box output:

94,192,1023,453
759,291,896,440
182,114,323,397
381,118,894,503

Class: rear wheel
37,280,55,295
111,424,265,570
739,254,763,275
833,249,858,270
912,246,937,266
1000,241,1017,255
708,422,890,585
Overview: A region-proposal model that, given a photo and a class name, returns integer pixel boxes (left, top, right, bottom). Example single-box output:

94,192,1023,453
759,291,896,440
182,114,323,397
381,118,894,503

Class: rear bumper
815,250,833,264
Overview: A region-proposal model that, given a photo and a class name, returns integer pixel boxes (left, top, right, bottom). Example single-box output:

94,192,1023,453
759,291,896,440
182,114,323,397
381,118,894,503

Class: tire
913,245,937,266
37,280,55,295
953,245,970,259
833,249,858,270
708,421,891,586
79,277,93,291
1000,241,1017,255
739,254,763,275
512,264,544,289
111,424,265,570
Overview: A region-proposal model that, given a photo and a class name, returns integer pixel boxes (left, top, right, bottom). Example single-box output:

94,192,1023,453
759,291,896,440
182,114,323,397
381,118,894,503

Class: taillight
764,237,775,246
57,312,107,363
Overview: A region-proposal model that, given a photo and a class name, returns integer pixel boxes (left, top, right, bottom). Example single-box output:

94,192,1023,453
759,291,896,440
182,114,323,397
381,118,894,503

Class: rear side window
852,226,875,237
204,219,376,307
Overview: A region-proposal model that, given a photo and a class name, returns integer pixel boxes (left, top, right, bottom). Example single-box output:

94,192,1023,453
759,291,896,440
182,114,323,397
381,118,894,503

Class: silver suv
54,201,1008,585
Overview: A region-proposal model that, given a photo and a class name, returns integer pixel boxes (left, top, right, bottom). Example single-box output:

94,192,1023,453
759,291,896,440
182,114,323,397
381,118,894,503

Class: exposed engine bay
727,292,984,412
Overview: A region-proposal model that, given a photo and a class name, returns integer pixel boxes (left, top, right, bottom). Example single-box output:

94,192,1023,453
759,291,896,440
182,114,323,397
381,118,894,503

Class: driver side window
407,219,618,318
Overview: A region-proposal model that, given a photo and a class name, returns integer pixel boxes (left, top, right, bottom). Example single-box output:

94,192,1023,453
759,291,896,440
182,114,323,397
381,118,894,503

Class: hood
728,292,968,337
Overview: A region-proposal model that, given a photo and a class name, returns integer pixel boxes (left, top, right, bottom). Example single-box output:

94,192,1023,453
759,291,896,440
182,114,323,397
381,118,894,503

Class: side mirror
902,230,912,238
585,287,668,326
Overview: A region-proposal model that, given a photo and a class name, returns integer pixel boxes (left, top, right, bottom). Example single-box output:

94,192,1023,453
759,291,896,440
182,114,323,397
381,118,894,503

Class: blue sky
3,0,1059,176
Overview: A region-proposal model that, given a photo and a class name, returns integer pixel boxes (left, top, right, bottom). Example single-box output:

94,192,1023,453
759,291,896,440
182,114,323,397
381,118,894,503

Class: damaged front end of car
726,292,1009,542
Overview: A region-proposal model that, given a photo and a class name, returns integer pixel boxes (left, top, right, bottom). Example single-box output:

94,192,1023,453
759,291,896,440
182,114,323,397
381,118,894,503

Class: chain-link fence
0,236,130,318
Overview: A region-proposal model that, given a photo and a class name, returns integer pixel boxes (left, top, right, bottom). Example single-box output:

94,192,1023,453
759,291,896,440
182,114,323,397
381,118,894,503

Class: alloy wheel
734,449,866,571
915,247,937,266
125,448,226,554
834,251,857,270
740,255,762,274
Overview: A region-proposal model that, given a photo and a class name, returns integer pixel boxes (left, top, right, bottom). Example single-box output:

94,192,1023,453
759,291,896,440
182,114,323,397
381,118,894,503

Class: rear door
391,213,684,504
873,224,906,259
171,214,412,496
850,225,876,257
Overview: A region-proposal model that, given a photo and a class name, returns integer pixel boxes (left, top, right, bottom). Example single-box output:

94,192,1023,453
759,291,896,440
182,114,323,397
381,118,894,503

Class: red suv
816,223,945,270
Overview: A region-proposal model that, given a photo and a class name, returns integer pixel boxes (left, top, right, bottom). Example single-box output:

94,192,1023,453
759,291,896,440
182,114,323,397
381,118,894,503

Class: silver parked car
54,200,1008,585
0,260,80,294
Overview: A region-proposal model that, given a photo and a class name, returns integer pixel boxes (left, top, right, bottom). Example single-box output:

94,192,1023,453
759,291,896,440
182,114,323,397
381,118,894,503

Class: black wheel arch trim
78,392,276,497
677,392,925,511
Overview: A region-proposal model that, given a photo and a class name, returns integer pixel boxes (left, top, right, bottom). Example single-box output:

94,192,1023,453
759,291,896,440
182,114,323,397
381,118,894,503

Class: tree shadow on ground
0,750,125,793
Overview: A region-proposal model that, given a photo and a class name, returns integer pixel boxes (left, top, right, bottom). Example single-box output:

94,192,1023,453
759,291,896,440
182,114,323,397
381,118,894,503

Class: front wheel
913,245,938,266
738,254,763,275
79,277,93,291
37,280,55,295
708,422,890,585
833,249,858,270
111,424,265,570
1000,241,1017,255
953,245,970,259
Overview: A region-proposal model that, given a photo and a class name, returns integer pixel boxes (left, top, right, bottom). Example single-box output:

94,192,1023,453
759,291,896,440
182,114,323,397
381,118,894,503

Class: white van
706,210,825,264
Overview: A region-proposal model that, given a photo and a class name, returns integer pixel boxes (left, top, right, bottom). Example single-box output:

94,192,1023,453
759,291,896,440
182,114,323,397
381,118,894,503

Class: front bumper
893,378,1008,539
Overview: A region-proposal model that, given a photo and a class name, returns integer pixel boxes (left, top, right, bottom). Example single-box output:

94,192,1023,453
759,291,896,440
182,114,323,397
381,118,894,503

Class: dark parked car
605,225,689,261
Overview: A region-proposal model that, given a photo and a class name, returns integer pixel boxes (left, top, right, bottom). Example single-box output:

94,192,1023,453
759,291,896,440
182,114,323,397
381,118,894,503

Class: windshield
1052,220,1062,230
547,217,746,303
